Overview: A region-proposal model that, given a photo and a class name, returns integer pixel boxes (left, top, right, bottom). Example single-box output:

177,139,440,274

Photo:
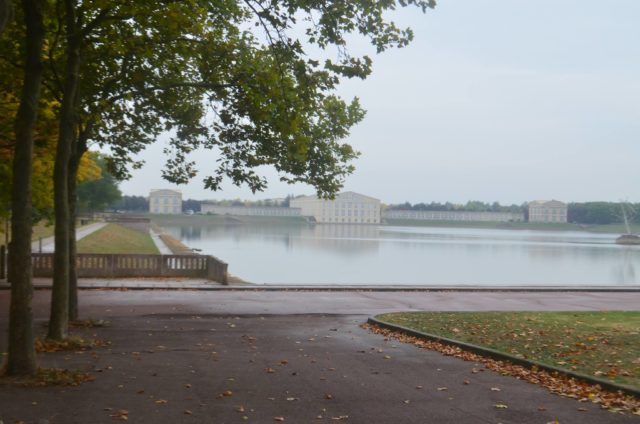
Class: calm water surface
164,223,639,286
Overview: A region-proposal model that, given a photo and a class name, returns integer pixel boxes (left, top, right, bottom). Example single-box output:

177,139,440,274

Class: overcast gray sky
117,0,640,205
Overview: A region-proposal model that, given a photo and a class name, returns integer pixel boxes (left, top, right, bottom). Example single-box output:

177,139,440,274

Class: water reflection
161,223,640,286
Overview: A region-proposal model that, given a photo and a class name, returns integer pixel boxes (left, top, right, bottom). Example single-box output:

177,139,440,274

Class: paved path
3,289,637,319
31,222,107,253
0,291,638,423
149,230,173,254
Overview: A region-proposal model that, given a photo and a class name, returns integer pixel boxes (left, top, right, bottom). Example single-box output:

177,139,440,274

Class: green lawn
377,311,640,389
77,223,159,254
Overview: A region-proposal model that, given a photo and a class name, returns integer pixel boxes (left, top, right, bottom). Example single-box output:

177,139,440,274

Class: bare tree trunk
6,0,45,376
49,0,81,340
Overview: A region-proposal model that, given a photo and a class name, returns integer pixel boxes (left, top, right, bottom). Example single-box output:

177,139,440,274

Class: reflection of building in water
200,204,301,217
528,200,568,223
179,226,202,241
291,224,381,256
384,210,523,222
149,189,182,214
290,191,381,224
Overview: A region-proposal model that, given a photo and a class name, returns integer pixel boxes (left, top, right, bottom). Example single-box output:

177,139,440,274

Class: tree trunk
6,0,45,376
68,167,78,322
67,138,86,322
48,0,81,340
0,0,12,33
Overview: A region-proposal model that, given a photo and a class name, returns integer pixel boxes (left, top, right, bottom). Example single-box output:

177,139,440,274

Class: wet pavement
0,290,638,423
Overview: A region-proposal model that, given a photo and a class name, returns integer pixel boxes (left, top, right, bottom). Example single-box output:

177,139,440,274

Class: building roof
291,191,380,203
150,189,182,196
529,200,566,207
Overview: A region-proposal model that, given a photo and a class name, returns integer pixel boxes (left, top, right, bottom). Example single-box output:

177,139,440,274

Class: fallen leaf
184,409,193,415
155,399,168,404
494,403,508,409
437,387,448,391
110,409,129,421
274,416,285,421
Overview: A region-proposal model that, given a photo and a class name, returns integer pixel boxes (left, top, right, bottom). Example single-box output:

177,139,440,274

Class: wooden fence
27,253,228,284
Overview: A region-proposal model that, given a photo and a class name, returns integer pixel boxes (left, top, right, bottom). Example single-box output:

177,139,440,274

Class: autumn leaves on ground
376,311,640,389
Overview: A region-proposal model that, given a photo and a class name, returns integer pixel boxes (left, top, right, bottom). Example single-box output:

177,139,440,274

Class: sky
116,0,640,205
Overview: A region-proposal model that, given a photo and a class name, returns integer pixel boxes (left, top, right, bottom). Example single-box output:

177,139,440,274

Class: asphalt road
0,290,638,424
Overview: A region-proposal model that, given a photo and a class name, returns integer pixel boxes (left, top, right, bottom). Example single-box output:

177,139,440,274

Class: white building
201,204,301,217
290,191,381,224
528,200,568,223
384,210,524,222
149,189,182,214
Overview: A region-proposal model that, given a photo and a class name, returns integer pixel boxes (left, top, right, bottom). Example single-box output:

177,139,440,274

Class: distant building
200,204,301,217
290,191,381,224
384,210,524,222
149,189,182,214
528,200,568,223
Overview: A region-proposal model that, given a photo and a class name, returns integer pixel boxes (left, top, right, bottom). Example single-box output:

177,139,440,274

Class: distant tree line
567,202,639,225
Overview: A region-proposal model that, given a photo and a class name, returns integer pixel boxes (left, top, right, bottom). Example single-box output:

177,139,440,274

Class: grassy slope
77,223,159,254
377,311,640,389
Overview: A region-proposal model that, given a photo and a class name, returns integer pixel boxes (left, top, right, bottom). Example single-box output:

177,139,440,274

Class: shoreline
147,213,638,235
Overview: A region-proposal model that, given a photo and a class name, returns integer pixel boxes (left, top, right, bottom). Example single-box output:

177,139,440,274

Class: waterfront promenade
0,289,638,423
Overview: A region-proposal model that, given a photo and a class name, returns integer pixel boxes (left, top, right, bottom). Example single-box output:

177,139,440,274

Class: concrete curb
1,282,640,292
367,316,640,398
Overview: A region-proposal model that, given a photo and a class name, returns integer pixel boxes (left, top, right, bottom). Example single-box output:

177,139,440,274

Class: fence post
0,245,5,280
207,256,228,285
160,255,168,277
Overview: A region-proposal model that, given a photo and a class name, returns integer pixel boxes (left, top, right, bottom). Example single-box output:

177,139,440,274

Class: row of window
320,217,378,223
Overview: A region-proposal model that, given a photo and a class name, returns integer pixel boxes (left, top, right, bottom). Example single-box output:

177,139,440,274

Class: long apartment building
383,210,524,222
200,204,301,217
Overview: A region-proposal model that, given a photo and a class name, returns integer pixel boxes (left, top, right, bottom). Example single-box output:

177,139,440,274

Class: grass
158,233,195,254
377,311,640,389
77,223,159,254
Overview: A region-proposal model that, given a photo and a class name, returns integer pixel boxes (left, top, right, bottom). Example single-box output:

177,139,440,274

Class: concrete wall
31,253,228,284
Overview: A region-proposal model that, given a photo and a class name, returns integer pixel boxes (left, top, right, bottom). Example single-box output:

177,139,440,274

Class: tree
36,0,436,339
5,0,45,376
77,153,121,212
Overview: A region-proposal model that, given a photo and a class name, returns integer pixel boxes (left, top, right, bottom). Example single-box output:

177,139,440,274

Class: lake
162,223,639,286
